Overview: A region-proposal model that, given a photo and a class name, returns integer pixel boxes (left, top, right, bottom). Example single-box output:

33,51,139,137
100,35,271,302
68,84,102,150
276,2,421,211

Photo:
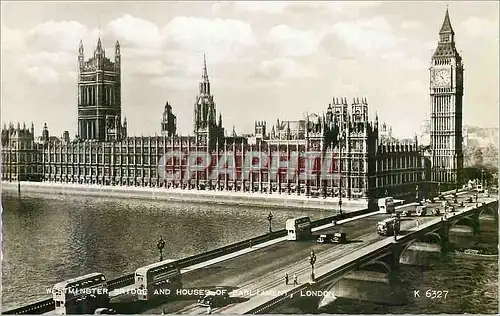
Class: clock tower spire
429,7,464,191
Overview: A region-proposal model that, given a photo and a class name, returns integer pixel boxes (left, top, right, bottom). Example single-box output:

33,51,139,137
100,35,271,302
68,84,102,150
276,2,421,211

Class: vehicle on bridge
378,197,395,214
376,218,400,236
401,205,427,217
94,308,117,314
197,290,230,307
317,232,347,244
135,259,182,301
52,272,109,315
476,184,484,193
286,216,311,240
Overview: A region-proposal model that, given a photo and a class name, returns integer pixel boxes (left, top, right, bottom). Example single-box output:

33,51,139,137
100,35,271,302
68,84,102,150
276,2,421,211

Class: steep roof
439,8,454,35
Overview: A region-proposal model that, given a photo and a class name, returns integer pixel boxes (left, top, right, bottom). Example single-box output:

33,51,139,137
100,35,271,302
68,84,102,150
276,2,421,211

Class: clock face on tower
433,69,451,87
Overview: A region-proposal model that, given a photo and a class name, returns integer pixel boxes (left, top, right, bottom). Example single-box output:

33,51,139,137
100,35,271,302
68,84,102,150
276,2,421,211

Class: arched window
354,110,361,122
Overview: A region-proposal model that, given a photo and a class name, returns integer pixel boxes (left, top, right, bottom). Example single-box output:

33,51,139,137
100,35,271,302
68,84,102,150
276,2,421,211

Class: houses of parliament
1,9,464,203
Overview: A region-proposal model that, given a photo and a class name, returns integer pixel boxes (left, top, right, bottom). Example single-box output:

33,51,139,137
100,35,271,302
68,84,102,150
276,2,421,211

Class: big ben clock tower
429,8,464,190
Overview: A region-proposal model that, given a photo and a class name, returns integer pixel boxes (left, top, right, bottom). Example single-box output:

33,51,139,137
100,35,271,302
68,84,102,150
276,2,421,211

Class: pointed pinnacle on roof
440,7,454,35
96,37,103,52
202,53,209,81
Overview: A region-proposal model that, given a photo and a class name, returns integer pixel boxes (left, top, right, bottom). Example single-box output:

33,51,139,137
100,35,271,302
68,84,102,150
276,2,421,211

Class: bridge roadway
110,190,482,314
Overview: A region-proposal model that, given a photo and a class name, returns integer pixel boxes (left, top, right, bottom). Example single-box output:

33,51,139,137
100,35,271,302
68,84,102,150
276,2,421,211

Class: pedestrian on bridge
416,220,420,228
293,273,298,285
285,273,289,285
207,306,212,314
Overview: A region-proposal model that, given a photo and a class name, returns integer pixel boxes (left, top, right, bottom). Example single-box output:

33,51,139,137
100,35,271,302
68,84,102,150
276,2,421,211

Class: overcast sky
1,1,498,139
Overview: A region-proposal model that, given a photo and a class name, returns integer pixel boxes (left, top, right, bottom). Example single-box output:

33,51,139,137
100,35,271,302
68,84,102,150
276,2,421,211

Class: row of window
377,156,421,171
432,171,457,183
431,137,453,150
377,172,421,187
3,154,373,167
3,175,371,191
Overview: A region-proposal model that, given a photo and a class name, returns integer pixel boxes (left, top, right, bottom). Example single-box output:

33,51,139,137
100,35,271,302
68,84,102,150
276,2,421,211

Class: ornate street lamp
415,184,419,202
309,250,317,282
393,218,398,242
338,132,345,216
157,236,165,262
267,212,273,234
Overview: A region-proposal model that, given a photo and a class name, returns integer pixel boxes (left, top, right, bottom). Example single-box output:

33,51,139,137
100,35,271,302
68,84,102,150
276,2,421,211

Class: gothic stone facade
78,38,127,141
1,98,425,203
429,8,464,190
5,9,466,203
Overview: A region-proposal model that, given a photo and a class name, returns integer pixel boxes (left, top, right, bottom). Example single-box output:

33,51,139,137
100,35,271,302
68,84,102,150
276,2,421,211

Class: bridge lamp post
267,212,273,234
481,169,485,187
393,219,398,242
309,250,317,282
338,132,345,216
157,236,165,262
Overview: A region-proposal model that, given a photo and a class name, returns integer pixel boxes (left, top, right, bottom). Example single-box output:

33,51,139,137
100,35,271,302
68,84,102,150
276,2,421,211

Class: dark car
94,308,117,314
317,232,347,244
197,290,230,307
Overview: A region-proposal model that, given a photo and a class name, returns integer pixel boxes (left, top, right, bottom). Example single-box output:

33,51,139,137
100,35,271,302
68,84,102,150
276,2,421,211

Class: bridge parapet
2,299,54,315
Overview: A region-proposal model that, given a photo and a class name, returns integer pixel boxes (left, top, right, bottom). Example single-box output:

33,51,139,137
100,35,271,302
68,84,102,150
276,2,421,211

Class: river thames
2,192,498,313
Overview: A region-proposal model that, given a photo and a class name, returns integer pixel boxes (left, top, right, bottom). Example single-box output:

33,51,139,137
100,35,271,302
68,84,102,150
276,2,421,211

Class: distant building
193,54,224,149
77,37,127,141
269,119,306,141
62,131,70,143
161,102,177,137
252,121,267,143
464,126,498,149
379,122,396,143
1,122,38,181
462,125,468,147
419,119,431,146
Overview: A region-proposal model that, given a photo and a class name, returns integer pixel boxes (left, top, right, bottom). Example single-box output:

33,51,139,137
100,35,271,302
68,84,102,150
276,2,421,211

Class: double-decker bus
378,197,395,214
52,273,108,315
135,259,182,301
286,216,312,241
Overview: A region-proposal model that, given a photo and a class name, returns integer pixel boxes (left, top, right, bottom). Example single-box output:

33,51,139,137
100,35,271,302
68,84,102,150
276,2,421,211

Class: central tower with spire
77,35,126,141
429,7,464,190
193,54,224,149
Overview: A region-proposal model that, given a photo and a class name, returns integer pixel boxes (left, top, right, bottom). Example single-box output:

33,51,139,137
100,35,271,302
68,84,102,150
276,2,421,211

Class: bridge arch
397,232,444,264
422,232,443,245
450,216,476,232
478,205,498,219
359,260,393,277
316,259,394,309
